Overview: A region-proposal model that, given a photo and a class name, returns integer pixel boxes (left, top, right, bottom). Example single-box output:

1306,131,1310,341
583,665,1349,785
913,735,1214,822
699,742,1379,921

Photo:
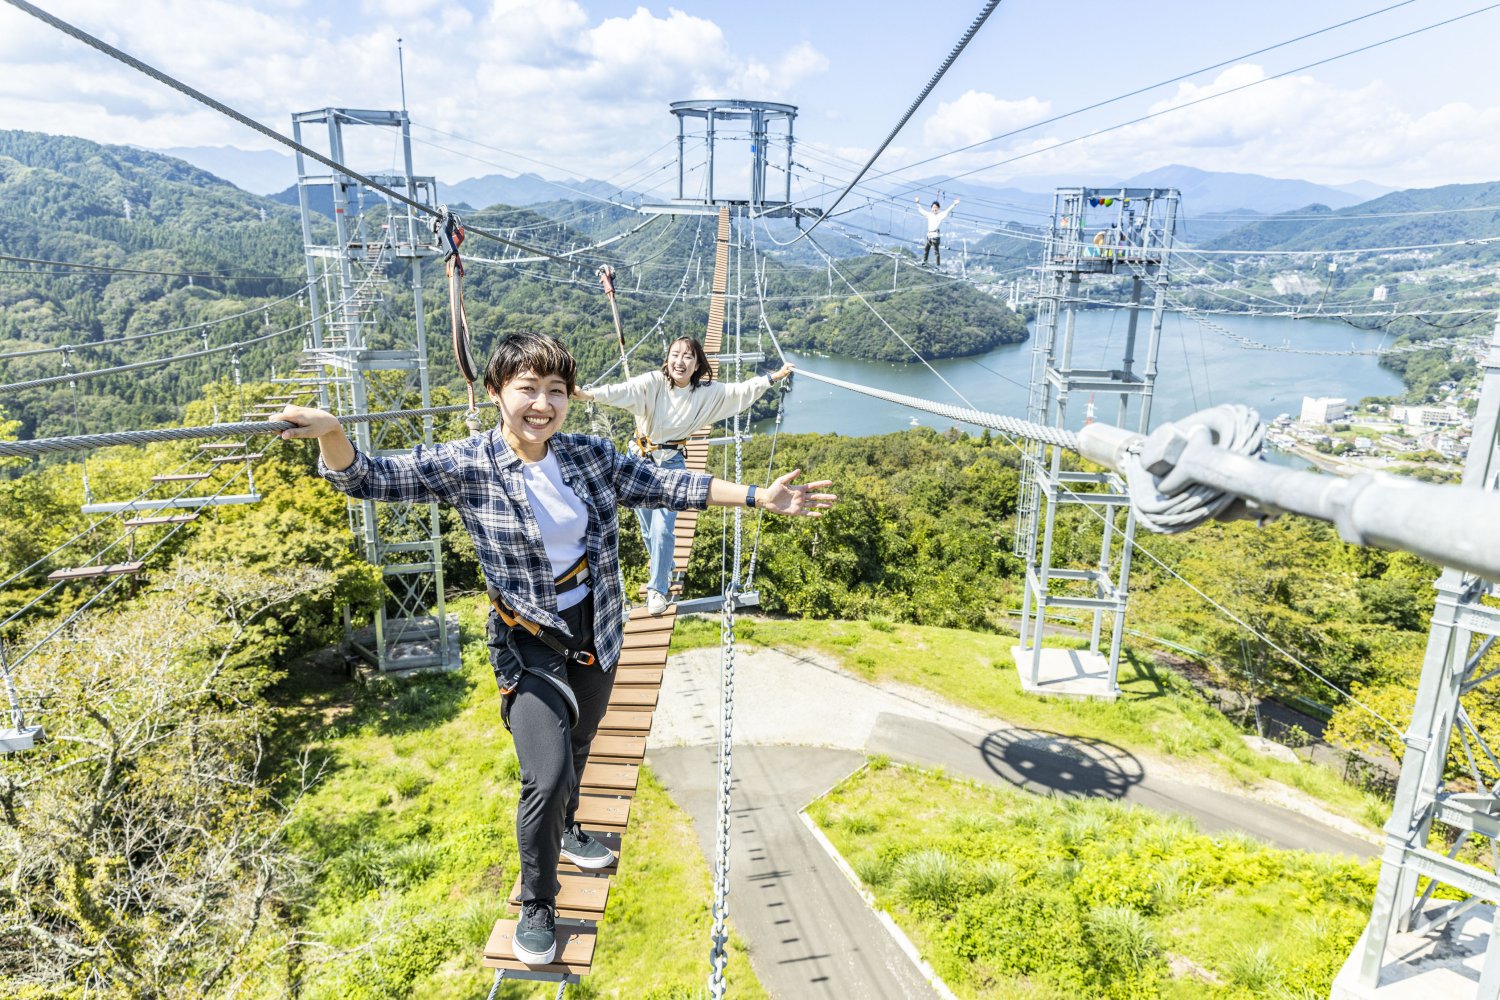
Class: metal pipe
1076,419,1500,583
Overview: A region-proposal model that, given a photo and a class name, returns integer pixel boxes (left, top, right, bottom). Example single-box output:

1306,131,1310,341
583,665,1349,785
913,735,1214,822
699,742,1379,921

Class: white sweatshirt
923,204,955,237
589,370,773,444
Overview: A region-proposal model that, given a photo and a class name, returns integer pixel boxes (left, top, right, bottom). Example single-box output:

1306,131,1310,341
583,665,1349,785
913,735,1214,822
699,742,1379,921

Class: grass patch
699,614,1385,828
810,764,1375,999
273,603,767,999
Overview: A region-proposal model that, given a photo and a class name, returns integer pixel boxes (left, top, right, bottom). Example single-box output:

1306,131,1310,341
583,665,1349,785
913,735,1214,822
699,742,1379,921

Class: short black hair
931,200,941,209
483,333,577,395
662,336,714,390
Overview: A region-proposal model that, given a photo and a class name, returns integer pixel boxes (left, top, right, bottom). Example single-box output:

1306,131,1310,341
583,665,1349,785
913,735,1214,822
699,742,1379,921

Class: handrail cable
790,367,1416,737
0,284,312,361
0,241,391,394
804,233,977,407
0,251,296,282
2,465,255,674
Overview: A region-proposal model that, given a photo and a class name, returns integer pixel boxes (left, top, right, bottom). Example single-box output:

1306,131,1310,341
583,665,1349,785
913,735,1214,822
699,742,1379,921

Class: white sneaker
646,590,669,615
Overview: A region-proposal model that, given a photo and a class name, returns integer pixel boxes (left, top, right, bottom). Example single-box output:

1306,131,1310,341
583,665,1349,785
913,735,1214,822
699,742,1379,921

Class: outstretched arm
275,405,355,470
707,468,837,517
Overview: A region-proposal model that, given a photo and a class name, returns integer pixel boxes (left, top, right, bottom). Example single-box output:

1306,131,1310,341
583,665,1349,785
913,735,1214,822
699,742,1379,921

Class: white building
1301,396,1348,424
1390,404,1465,428
1372,285,1389,302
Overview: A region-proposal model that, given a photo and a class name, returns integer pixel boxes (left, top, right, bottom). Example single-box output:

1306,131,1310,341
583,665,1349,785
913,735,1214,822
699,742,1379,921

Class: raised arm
577,370,653,415
707,468,837,517
273,405,458,504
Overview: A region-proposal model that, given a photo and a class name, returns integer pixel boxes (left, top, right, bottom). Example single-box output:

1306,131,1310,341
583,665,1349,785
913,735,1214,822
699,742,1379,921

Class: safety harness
434,207,484,435
487,553,597,695
598,265,630,378
633,433,689,459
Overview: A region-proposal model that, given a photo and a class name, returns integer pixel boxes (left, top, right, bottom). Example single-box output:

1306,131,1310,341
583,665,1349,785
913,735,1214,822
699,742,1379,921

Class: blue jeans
631,443,685,596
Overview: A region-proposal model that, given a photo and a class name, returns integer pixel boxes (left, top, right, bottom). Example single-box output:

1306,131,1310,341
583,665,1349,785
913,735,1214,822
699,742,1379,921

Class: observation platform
1010,646,1119,701
1333,903,1494,999
637,199,822,220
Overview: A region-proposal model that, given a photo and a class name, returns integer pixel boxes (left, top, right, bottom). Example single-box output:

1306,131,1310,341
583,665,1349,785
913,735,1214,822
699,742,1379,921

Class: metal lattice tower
291,107,459,673
639,99,817,221
1337,320,1500,999
1012,187,1179,699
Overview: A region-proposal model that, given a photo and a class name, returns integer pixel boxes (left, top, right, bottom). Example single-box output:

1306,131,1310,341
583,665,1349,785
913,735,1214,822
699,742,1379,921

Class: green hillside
0,131,1023,442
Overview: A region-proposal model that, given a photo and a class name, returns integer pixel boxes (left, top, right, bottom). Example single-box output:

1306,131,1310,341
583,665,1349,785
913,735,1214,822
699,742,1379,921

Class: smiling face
665,341,696,387
490,369,569,460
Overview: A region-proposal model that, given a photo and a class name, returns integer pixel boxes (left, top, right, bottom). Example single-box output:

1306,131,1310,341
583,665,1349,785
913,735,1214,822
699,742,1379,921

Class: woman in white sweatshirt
574,337,794,613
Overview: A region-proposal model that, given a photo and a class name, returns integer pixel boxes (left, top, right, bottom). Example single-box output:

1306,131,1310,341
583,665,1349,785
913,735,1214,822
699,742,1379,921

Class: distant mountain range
149,143,1394,221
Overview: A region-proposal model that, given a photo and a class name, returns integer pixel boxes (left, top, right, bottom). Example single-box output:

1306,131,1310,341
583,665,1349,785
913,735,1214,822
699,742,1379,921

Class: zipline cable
824,1,1500,207
808,0,1422,199
767,0,1002,246
2,0,597,269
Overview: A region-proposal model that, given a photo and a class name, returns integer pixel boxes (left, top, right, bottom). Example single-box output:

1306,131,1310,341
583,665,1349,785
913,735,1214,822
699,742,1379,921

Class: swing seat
0,724,43,753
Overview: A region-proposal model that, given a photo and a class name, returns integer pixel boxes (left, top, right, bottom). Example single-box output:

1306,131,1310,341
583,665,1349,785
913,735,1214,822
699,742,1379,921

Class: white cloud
0,1,832,185
910,64,1500,190
921,90,1051,149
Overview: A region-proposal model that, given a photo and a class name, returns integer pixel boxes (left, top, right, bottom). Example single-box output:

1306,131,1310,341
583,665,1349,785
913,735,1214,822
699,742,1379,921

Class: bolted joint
1139,424,1193,478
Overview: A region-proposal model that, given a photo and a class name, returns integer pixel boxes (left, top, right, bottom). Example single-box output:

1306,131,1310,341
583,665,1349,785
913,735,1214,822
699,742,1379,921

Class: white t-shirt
923,204,955,237
589,371,773,444
522,448,590,611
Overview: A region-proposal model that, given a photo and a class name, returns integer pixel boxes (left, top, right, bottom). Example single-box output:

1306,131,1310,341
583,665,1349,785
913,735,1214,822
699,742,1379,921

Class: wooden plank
624,631,670,651
617,647,668,668
48,561,144,582
122,513,199,527
580,761,640,794
597,709,652,734
607,686,659,710
482,920,596,974
152,473,211,482
588,735,645,761
613,666,663,686
209,453,265,464
197,442,248,450
508,871,611,918
623,614,676,634
575,794,630,832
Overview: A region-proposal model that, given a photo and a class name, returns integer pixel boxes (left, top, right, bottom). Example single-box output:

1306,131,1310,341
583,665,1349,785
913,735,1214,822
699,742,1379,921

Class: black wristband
745,484,758,509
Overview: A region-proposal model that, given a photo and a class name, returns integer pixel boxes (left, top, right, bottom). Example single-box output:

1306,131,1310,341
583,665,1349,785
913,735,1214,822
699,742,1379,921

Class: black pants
923,235,941,264
489,599,616,901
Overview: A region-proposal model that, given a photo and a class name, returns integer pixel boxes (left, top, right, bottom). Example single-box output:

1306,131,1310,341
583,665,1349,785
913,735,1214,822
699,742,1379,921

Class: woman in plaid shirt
274,332,835,966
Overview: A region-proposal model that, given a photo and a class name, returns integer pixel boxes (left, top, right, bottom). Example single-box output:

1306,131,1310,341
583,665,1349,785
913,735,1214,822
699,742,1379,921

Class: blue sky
3,0,1498,192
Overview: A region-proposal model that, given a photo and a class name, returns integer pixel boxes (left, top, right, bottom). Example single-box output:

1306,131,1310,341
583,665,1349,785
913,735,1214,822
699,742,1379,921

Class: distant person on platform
915,195,960,266
573,336,794,615
272,332,833,968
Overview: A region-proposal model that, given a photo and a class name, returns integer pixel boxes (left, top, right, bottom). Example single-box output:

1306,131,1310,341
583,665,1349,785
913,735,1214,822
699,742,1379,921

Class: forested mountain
0,131,1025,441
1205,180,1500,259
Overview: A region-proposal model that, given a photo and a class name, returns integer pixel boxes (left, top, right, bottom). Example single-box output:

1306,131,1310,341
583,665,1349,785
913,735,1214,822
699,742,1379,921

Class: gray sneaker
512,898,556,966
560,823,615,869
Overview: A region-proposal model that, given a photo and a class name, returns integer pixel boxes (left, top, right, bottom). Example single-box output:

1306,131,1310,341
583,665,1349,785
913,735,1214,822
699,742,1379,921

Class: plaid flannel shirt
319,429,712,670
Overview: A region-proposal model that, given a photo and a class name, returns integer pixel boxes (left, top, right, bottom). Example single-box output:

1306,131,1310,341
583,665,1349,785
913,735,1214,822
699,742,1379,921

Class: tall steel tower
1012,187,1179,699
1336,320,1500,999
639,99,814,220
291,107,459,673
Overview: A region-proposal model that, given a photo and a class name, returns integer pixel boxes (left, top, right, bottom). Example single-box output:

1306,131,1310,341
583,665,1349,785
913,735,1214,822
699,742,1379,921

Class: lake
750,310,1404,441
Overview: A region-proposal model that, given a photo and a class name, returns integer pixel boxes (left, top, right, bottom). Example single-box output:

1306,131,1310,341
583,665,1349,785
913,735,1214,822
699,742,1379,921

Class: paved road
864,713,1375,858
650,745,940,1000
647,645,1377,998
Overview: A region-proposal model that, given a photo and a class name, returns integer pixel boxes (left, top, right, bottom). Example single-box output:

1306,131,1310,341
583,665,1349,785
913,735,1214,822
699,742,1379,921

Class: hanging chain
708,219,747,1000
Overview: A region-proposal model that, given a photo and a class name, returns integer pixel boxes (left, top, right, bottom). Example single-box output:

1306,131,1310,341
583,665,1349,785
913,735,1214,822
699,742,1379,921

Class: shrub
897,849,962,908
